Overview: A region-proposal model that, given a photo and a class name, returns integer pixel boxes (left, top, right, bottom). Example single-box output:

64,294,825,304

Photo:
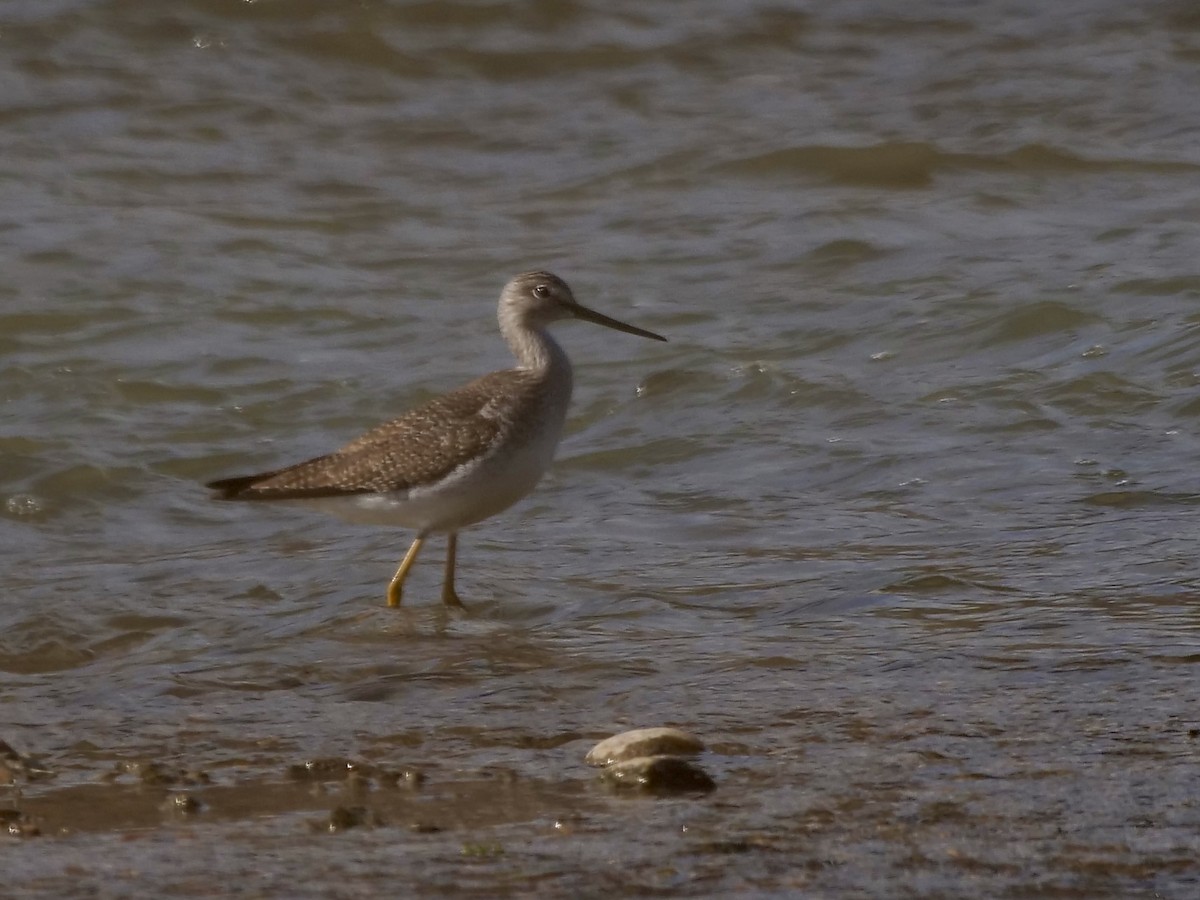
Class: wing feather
207,369,542,501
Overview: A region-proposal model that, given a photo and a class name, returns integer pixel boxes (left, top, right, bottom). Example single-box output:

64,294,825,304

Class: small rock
1,808,41,838
0,740,53,782
600,755,716,795
106,760,208,787
380,768,425,790
126,762,176,786
323,805,382,832
585,728,705,767
162,793,203,816
287,758,362,782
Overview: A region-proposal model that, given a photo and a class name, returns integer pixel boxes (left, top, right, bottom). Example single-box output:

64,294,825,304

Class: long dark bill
574,304,667,342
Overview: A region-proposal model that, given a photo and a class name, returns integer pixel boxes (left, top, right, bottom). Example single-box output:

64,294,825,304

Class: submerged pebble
408,822,443,834
1,808,41,838
600,755,716,795
287,758,362,782
320,805,383,833
0,739,54,782
380,768,426,790
287,757,423,792
587,728,715,795
162,793,203,816
585,728,705,767
100,760,210,787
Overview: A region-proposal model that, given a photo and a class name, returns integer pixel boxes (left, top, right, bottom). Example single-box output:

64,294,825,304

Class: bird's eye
533,284,550,298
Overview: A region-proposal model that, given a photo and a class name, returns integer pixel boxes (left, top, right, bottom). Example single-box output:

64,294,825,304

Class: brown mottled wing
207,369,541,500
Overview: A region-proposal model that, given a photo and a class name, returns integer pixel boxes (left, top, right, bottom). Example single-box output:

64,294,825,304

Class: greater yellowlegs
207,271,666,609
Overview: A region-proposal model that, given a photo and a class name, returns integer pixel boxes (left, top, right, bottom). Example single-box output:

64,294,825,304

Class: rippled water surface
4,0,1200,896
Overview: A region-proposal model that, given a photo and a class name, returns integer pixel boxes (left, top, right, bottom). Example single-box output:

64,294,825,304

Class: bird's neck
502,315,571,378
501,313,575,431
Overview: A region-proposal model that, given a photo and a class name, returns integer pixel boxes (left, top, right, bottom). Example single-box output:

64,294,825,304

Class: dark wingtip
206,474,267,499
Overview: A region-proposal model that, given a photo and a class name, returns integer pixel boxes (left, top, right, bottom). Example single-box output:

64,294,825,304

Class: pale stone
585,727,705,767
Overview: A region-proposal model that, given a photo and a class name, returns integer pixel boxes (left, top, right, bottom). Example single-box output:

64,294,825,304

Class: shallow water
4,0,1200,896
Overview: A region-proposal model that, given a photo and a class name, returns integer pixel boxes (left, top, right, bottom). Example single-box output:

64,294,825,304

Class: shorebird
206,271,666,609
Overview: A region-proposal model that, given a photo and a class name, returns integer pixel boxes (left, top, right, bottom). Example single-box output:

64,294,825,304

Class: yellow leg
387,537,424,608
441,532,465,609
